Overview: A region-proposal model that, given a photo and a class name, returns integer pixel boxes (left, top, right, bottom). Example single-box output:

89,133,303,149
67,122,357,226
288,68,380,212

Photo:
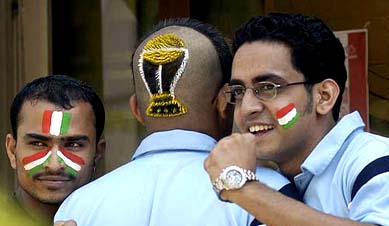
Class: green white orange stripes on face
57,148,85,177
276,103,300,129
23,150,51,176
22,149,85,177
42,110,71,136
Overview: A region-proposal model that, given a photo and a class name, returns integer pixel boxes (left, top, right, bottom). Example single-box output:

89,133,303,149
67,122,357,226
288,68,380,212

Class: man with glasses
205,13,389,226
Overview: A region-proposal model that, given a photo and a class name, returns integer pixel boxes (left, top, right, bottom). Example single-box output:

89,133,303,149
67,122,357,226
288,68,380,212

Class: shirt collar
132,129,217,160
295,111,365,191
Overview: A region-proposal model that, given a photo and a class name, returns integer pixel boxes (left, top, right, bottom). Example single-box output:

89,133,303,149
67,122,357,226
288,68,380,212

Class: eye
64,142,84,150
231,86,245,97
261,83,275,91
29,141,47,148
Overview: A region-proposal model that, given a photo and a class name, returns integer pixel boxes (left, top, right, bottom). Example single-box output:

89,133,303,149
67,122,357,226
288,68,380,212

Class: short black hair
135,18,232,85
233,13,347,121
10,75,105,141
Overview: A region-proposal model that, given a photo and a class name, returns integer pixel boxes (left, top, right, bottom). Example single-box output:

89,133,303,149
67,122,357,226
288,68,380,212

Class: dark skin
6,101,105,225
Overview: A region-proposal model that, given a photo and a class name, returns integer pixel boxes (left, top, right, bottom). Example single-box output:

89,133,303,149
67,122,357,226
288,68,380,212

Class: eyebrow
61,135,90,143
230,73,284,86
24,133,51,141
252,73,284,83
229,79,244,86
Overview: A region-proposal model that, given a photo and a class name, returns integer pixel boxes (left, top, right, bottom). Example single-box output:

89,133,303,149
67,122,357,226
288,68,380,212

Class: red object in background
335,29,369,130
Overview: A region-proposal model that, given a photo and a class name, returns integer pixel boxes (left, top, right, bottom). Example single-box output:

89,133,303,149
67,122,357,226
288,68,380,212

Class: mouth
36,176,72,189
247,124,275,135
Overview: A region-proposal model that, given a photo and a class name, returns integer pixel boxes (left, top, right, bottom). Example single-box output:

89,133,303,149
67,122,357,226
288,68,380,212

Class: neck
15,187,58,224
278,118,337,179
278,151,308,179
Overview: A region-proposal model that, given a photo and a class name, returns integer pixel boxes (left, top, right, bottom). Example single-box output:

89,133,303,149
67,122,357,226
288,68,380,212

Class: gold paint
146,92,188,117
142,34,185,64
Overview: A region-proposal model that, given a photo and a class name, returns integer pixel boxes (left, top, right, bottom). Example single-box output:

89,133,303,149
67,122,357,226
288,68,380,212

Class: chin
34,191,70,205
37,195,66,205
255,148,279,161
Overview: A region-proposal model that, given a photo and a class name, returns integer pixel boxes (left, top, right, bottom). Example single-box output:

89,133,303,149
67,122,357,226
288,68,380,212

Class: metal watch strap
212,165,258,194
242,168,257,181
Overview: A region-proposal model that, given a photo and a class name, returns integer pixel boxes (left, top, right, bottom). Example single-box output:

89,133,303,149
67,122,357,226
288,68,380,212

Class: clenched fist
204,133,258,200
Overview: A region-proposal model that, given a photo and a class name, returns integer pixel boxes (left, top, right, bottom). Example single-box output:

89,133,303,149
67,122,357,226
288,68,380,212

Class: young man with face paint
205,13,389,226
54,18,300,226
5,75,105,225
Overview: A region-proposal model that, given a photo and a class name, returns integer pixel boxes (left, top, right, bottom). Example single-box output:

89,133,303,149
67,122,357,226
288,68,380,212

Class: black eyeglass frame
224,81,315,104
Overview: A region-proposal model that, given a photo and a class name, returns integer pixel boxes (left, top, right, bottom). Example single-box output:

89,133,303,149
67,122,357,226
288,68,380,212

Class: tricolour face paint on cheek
22,151,52,176
42,110,71,136
22,148,85,177
276,103,300,129
57,148,85,177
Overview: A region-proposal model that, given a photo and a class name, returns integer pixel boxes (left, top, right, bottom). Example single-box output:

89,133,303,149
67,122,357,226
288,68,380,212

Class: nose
44,148,65,174
239,88,265,117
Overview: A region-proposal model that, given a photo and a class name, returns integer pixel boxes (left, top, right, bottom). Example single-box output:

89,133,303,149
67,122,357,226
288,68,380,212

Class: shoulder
54,162,137,222
256,166,289,189
340,132,389,199
256,166,301,201
341,132,388,174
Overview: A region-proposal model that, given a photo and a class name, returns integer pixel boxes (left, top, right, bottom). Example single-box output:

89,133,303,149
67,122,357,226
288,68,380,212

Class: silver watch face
223,166,246,190
225,169,243,188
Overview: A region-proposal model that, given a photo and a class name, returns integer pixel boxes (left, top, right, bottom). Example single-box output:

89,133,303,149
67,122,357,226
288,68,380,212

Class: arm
204,133,375,226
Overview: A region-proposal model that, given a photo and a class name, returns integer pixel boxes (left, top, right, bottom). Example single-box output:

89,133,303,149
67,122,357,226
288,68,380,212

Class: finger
204,156,210,170
53,220,77,226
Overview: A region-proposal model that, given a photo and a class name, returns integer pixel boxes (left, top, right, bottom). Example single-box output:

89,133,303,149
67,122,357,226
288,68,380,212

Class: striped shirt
294,111,389,225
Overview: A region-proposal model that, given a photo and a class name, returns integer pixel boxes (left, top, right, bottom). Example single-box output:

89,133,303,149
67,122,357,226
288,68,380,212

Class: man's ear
215,83,232,119
5,134,17,169
129,94,145,125
94,137,106,165
314,79,340,115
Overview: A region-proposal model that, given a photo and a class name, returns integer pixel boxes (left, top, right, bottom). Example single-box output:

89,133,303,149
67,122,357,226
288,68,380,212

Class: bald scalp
132,26,224,130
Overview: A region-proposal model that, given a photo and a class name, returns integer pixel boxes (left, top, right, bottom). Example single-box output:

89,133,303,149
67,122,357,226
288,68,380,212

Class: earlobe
5,134,17,169
215,84,231,119
129,94,145,125
315,79,340,115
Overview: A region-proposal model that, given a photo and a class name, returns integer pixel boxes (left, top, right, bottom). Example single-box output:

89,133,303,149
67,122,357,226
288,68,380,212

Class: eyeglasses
224,81,313,104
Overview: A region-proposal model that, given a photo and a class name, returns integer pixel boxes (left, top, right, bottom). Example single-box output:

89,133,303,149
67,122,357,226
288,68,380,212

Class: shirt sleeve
348,156,389,225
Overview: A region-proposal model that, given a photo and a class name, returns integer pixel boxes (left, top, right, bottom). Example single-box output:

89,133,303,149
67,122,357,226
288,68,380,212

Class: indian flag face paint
276,103,300,129
42,110,71,136
57,148,85,177
23,151,52,176
22,148,85,177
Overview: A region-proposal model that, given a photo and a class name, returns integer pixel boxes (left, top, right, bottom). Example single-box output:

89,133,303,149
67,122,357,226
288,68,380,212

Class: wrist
225,180,260,202
212,165,258,202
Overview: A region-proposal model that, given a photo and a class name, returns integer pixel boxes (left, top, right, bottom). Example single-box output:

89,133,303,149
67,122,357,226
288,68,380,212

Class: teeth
248,124,274,133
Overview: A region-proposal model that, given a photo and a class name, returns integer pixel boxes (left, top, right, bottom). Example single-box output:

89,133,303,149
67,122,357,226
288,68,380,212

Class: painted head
6,75,105,206
130,18,233,140
230,13,346,174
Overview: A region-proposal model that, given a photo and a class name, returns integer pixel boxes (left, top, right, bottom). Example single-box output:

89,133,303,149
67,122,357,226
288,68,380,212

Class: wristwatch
212,165,258,198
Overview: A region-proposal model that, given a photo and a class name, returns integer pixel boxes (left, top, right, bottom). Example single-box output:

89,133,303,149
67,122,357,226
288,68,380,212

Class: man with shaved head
54,18,299,226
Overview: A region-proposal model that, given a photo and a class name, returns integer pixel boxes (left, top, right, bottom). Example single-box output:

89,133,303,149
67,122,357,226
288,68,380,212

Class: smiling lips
248,124,275,134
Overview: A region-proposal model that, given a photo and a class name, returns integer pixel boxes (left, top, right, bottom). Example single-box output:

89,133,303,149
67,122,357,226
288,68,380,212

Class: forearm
225,181,375,226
